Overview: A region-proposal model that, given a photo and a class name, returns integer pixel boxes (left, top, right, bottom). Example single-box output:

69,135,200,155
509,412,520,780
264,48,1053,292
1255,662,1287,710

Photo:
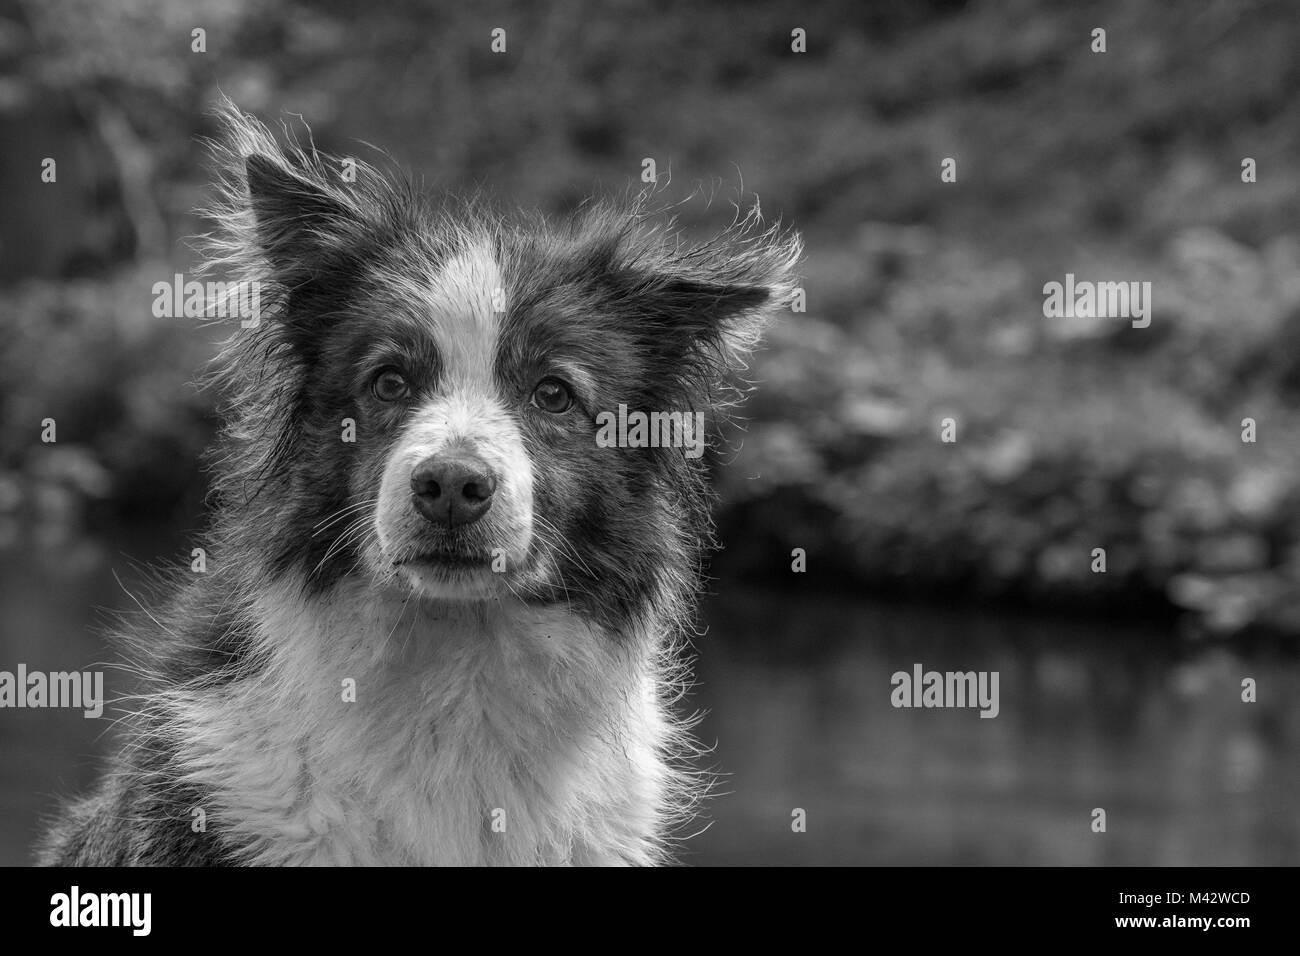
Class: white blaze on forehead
425,243,503,393
370,240,534,587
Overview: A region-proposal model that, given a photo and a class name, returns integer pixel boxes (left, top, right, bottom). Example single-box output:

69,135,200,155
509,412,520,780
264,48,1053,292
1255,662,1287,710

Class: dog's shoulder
37,764,234,866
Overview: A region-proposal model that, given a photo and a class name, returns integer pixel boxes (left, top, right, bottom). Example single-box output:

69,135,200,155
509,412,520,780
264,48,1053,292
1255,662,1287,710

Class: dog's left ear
621,213,802,402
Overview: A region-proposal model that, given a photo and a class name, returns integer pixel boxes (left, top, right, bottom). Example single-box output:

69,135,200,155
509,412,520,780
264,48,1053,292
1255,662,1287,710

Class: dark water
2,545,1298,866
688,591,1300,866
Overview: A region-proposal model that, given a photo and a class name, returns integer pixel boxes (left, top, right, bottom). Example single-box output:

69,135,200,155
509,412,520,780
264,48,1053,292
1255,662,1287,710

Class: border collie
38,101,800,866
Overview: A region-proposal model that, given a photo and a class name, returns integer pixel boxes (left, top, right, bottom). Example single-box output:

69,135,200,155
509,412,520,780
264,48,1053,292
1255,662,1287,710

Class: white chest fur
165,579,674,865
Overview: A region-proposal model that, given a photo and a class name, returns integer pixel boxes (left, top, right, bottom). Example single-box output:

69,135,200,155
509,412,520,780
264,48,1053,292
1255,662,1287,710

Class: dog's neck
166,576,672,865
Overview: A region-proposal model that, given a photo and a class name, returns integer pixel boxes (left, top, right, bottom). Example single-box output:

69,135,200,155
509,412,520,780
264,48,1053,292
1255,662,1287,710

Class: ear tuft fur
196,95,412,298
597,196,803,412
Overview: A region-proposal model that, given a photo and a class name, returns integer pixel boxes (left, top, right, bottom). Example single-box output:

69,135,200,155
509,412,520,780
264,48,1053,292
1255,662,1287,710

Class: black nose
409,453,497,528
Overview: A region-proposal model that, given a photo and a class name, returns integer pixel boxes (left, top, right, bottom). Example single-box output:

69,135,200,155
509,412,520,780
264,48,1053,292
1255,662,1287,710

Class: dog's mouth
389,546,504,600
395,549,493,571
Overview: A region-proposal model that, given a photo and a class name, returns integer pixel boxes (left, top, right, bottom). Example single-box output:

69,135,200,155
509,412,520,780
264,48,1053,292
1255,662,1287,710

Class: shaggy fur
37,99,800,866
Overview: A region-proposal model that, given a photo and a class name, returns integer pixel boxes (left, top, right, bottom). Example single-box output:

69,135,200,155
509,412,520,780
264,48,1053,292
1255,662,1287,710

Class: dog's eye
372,368,411,402
531,378,573,414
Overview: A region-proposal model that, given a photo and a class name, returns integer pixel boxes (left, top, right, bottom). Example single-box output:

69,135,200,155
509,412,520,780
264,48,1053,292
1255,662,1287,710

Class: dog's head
204,102,800,633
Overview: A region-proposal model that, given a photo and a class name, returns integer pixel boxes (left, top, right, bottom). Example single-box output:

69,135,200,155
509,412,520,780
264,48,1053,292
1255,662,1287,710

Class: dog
38,101,800,866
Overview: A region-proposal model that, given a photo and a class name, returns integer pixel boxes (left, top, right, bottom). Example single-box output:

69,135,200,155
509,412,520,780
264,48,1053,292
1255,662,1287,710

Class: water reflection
687,589,1300,866
2,551,1297,865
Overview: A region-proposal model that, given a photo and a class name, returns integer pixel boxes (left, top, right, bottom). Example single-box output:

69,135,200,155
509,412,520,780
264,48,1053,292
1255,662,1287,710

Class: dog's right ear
201,98,380,292
242,153,358,278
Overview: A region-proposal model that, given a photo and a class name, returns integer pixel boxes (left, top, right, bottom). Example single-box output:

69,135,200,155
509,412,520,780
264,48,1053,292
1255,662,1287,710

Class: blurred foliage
2,0,1300,636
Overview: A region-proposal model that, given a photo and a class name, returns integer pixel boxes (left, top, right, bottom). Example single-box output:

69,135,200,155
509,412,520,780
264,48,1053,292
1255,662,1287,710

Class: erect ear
243,153,359,278
620,212,802,399
201,99,380,295
640,273,783,364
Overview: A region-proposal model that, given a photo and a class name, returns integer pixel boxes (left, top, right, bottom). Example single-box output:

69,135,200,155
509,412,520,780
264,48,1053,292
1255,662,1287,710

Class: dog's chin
390,552,505,601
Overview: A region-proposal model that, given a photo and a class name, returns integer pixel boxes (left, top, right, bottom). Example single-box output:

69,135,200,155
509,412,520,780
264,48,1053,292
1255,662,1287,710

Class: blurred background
2,0,1299,865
